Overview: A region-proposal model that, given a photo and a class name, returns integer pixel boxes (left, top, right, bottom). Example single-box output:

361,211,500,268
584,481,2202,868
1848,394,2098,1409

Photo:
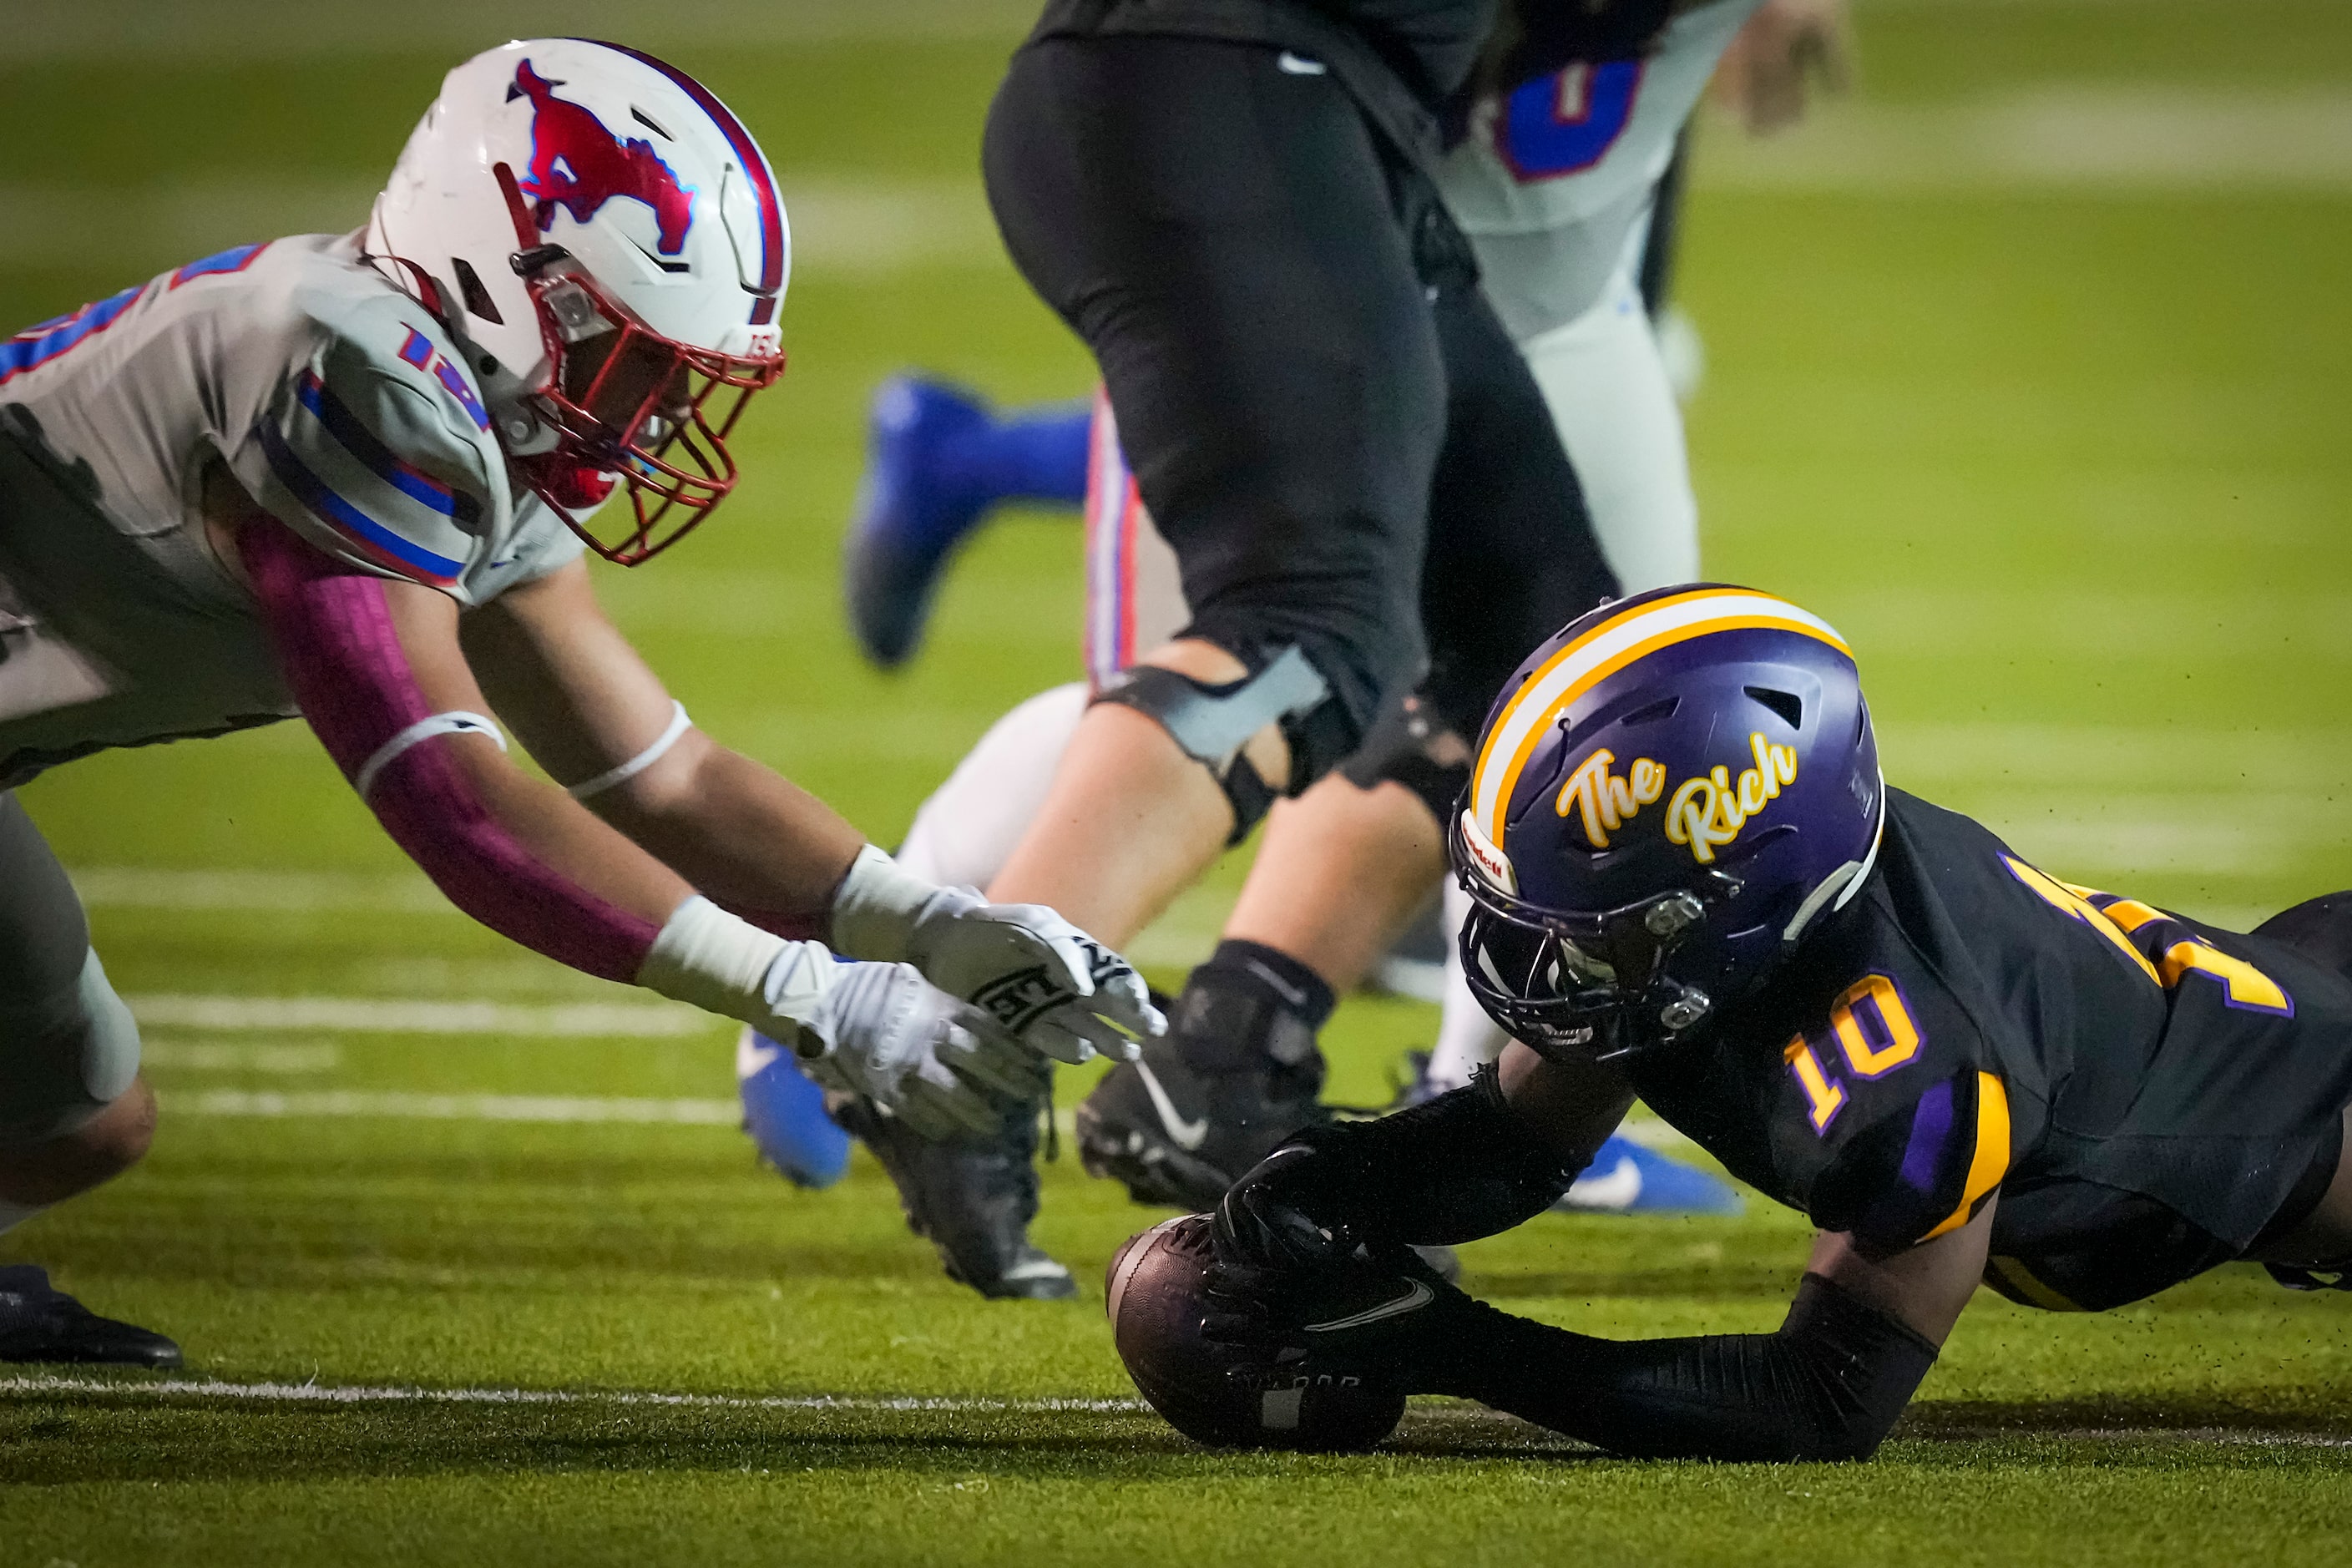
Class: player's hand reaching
789,960,1050,1141
1200,1227,1475,1398
1712,0,1852,135
1212,1133,1371,1275
829,845,1164,1064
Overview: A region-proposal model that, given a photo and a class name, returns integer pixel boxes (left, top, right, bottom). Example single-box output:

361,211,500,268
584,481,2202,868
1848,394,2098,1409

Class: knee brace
1092,645,1334,843
0,948,141,1147
1338,688,1474,827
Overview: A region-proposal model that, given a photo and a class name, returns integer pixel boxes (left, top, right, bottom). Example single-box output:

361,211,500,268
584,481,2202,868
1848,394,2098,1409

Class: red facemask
493,163,785,565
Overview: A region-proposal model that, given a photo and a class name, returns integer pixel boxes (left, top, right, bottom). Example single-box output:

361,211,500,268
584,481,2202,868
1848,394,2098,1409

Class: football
1105,1215,1408,1452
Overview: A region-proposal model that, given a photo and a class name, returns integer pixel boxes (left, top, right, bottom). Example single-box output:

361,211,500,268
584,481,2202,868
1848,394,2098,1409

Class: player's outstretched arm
1213,1039,1986,1460
437,551,1161,1065
1216,1045,1634,1270
1427,1201,1989,1462
230,515,1028,1137
453,557,865,931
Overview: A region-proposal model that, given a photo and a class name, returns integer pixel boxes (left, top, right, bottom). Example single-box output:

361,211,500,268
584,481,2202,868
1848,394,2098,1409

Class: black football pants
984,33,1617,778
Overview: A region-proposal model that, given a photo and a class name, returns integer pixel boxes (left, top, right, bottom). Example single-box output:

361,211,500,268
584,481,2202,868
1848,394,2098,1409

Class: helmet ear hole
1716,822,1795,867
1621,695,1679,726
1743,686,1803,731
452,256,503,324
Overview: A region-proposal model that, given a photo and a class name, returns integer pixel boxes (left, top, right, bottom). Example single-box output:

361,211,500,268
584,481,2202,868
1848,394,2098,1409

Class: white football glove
634,896,1046,1141
795,962,1050,1140
829,845,1164,1065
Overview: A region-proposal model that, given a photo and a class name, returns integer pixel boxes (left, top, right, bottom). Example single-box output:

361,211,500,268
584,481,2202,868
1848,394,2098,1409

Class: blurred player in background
750,0,1854,1296
0,39,1156,1366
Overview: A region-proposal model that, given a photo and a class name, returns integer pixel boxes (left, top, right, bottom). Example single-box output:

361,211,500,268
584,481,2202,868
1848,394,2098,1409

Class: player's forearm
366,735,685,979
242,518,688,980
1220,1069,1596,1265
1432,1273,1937,1462
583,736,864,938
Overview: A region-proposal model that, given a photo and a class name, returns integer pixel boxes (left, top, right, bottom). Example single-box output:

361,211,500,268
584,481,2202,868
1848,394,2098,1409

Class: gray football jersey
1439,0,1763,339
0,232,584,787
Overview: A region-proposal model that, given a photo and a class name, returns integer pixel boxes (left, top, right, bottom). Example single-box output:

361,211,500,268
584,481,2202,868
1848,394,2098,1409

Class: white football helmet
367,38,791,564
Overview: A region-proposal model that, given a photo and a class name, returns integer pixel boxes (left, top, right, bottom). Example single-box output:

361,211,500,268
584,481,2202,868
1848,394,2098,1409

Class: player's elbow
1607,1406,1900,1464
584,725,720,825
1803,1409,1902,1463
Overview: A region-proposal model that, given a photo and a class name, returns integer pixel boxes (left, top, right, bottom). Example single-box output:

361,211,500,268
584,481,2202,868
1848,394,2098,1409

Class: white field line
0,177,999,280
1692,90,2352,195
1877,723,2352,787
7,0,2184,63
73,867,450,914
0,1373,1142,1414
1909,1424,2352,1449
126,994,707,1037
175,1090,741,1125
140,1040,341,1075
9,0,1043,60
5,1376,2344,1449
9,89,2352,279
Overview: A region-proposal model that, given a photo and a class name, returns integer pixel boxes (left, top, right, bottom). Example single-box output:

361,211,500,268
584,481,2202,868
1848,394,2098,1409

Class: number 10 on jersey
1783,974,1925,1132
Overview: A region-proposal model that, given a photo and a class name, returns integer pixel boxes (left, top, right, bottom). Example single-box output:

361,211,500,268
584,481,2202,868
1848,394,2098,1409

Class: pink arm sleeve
240,521,661,984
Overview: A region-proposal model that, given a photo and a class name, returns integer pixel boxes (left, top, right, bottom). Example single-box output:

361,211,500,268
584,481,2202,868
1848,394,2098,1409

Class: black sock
1166,939,1337,1077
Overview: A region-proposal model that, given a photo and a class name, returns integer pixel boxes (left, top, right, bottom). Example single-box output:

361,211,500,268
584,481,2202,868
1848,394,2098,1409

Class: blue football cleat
1557,1134,1744,1216
843,377,994,668
737,1026,851,1189
843,376,1094,668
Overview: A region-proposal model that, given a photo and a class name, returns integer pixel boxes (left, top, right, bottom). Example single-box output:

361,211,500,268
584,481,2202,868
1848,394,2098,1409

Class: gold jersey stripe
1985,1255,2086,1313
1924,1072,2011,1241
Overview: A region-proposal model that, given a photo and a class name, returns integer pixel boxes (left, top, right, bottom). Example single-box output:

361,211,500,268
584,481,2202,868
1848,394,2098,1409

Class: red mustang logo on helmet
508,60,694,257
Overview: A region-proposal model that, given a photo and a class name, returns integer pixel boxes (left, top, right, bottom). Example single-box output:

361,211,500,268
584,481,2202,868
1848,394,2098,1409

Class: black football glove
1212,1129,1378,1275
1201,1234,1485,1398
1214,1069,1583,1274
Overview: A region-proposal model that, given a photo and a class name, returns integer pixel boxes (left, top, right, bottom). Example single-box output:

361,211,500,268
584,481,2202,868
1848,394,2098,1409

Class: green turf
6,2,2352,1562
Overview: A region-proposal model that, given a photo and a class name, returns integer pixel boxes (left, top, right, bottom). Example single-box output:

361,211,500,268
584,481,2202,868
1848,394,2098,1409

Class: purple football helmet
1453,584,1884,1061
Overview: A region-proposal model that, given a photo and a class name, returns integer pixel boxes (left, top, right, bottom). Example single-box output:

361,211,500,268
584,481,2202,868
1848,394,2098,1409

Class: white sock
896,683,1090,889
1426,882,1510,1092
0,1198,49,1238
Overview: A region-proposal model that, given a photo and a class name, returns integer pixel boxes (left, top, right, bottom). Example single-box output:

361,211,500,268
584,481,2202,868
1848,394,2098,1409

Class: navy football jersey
1628,789,2352,1312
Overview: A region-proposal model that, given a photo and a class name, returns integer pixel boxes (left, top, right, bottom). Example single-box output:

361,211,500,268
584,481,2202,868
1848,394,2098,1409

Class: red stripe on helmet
574,40,787,308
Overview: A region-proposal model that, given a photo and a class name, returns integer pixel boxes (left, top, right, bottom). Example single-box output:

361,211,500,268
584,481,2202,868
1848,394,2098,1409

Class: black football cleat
0,1265,182,1368
1076,1039,1328,1213
832,1094,1078,1302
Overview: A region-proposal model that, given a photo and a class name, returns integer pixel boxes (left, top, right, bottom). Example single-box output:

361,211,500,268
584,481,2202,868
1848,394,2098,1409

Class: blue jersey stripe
169,243,267,289
0,285,144,385
293,371,482,527
256,417,465,584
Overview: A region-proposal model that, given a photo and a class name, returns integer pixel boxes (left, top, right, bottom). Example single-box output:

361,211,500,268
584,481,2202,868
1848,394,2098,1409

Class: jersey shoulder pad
240,291,505,595
1768,937,2013,1254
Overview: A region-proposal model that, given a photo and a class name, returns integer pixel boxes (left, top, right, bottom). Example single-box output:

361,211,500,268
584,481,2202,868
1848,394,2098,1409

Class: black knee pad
1338,688,1474,827
1093,646,1346,843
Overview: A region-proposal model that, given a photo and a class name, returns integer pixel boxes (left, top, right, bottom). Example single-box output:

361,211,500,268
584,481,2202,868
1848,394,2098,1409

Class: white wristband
827,843,946,964
354,711,505,800
635,894,835,1051
567,701,692,801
